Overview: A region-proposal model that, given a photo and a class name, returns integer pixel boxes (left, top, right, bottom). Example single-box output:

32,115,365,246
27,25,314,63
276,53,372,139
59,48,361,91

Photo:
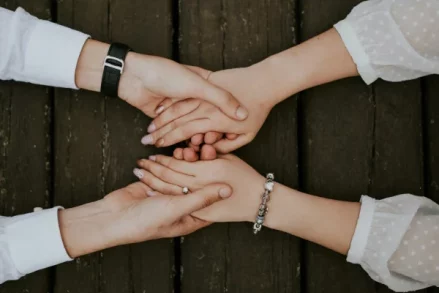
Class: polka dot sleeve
347,194,439,291
334,0,439,85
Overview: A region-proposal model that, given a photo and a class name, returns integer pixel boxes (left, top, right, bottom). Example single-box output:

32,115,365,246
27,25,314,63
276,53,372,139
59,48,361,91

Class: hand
58,181,232,258
143,28,359,155
132,154,265,223
142,65,279,153
74,39,248,120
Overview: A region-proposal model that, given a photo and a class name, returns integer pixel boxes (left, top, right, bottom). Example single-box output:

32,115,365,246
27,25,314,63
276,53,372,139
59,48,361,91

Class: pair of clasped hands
63,30,353,256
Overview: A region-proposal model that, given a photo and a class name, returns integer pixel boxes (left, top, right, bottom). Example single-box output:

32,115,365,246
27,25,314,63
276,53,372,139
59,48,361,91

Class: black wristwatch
100,43,132,97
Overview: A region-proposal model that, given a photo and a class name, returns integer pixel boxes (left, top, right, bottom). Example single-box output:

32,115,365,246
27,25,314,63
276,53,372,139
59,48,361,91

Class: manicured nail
219,187,232,198
236,106,248,120
149,155,156,161
133,168,144,179
147,122,156,133
155,106,165,114
141,135,154,145
157,139,165,147
147,190,157,197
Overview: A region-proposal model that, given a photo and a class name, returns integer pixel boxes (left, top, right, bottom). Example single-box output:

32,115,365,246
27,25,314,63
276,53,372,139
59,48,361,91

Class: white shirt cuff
23,11,89,89
5,207,73,275
347,195,376,264
334,20,378,85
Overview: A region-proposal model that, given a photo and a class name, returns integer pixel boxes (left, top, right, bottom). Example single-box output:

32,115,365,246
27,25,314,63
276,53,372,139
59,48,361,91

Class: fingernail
155,106,165,114
236,106,248,120
149,155,156,161
141,135,154,145
147,190,157,197
133,168,144,179
219,187,232,198
147,122,156,133
157,139,164,147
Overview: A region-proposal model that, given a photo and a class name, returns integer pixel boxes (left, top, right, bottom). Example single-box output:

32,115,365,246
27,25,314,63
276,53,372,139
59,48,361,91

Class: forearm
253,28,358,108
264,183,360,255
58,199,120,258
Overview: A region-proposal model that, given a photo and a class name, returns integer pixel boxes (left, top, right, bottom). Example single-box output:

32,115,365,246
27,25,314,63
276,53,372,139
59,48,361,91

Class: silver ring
182,187,189,195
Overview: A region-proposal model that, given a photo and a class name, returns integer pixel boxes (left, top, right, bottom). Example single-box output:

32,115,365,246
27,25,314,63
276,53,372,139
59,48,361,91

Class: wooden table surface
1,0,438,292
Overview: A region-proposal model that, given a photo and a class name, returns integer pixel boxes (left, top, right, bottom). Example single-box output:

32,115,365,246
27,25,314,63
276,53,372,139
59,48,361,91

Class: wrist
75,40,139,99
58,199,120,258
75,39,109,92
244,173,274,223
253,52,304,107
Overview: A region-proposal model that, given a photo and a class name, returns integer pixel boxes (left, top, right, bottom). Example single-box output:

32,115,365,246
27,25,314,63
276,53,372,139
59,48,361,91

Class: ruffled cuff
334,20,377,85
347,195,430,292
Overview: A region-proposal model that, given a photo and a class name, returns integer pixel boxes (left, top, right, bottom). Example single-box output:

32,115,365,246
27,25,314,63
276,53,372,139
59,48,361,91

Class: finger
187,142,200,152
148,99,201,133
183,148,199,162
190,134,204,146
154,98,173,116
196,81,248,121
150,154,196,175
133,167,183,195
173,148,184,160
155,119,215,147
185,65,212,80
213,134,251,153
175,184,232,215
137,159,194,188
226,133,239,140
127,182,166,198
143,113,207,146
145,190,166,197
200,145,217,160
204,132,223,144
164,215,211,238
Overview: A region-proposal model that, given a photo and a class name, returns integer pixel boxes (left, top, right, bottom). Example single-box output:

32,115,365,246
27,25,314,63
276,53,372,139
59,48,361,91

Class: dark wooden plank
371,80,426,293
369,80,423,197
54,1,111,292
179,1,300,292
104,1,175,293
299,0,377,292
54,1,174,293
0,1,53,293
424,76,439,293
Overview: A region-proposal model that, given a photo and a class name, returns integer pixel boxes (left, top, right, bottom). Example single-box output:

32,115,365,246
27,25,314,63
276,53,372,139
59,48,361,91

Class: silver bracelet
253,173,275,234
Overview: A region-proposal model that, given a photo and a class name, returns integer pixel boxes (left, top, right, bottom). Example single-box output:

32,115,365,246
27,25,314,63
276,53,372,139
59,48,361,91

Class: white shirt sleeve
0,207,73,284
347,194,439,292
0,6,89,88
334,0,439,85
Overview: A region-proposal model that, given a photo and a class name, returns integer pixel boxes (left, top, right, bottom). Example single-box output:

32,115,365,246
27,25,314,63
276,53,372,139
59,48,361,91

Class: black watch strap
100,43,132,97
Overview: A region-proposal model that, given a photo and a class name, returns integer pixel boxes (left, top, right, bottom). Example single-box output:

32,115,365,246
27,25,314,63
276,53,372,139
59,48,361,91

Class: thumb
197,81,249,121
185,65,212,80
176,184,232,215
213,134,251,153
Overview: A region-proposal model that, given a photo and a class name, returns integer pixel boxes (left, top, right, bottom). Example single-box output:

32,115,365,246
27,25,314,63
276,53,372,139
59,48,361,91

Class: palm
102,182,210,242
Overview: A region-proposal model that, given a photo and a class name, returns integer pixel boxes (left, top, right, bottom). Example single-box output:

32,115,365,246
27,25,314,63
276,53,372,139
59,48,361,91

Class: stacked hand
142,64,282,159
75,40,249,121
59,181,232,258
132,154,265,223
